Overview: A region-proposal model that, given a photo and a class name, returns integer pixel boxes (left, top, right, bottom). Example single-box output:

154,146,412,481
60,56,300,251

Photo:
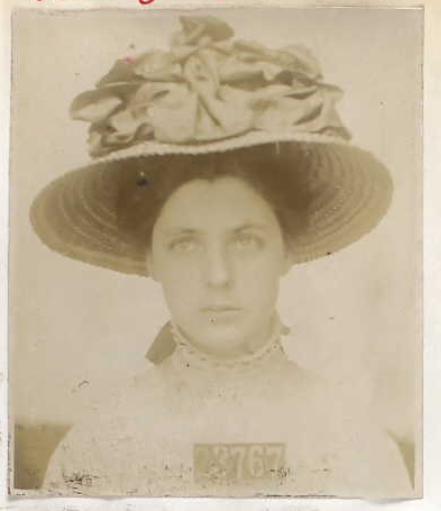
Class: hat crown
70,15,351,159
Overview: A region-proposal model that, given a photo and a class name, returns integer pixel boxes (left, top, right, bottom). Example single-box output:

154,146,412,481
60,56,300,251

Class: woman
30,15,411,497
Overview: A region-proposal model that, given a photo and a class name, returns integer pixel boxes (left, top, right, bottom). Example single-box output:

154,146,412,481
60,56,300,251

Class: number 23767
194,442,286,483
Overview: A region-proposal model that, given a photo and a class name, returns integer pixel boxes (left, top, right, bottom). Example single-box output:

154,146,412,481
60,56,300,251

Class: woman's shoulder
286,370,413,496
42,365,174,494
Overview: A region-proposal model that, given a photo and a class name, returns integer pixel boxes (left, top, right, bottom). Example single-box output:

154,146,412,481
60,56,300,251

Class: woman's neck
169,313,289,368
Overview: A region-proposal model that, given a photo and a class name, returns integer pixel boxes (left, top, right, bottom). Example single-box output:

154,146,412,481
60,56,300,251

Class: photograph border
0,0,436,510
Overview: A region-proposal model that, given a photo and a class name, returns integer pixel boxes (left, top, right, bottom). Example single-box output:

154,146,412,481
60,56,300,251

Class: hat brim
30,136,393,277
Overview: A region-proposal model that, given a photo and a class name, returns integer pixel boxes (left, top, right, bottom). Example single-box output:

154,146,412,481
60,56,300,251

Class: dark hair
115,143,316,255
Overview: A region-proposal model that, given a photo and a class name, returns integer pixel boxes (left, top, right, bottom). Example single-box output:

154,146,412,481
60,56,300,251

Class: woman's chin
186,324,255,359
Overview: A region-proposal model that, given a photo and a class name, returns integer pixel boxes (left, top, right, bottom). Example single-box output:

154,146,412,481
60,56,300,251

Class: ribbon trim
70,15,351,157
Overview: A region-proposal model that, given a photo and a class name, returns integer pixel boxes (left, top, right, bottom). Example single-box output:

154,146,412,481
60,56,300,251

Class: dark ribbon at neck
145,321,177,365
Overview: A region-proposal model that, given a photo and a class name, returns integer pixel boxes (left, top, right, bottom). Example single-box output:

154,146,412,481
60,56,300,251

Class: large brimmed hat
30,15,393,277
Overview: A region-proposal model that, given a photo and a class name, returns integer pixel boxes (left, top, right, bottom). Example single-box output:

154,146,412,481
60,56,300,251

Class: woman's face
148,176,291,359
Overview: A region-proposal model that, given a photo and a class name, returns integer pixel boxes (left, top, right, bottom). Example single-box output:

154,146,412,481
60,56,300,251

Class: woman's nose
204,243,232,288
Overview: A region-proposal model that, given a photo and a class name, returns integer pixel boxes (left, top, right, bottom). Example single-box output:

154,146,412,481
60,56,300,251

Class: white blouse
43,323,413,498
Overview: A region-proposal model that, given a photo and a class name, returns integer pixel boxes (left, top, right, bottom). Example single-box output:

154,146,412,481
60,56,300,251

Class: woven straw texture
30,138,393,277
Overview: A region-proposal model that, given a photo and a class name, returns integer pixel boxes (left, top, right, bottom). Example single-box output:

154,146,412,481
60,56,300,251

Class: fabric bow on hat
70,15,351,157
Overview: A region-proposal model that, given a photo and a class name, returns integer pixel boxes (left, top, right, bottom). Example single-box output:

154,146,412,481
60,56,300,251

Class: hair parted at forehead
115,142,319,255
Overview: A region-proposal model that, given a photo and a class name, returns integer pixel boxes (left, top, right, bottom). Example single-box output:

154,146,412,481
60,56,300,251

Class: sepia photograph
8,7,422,499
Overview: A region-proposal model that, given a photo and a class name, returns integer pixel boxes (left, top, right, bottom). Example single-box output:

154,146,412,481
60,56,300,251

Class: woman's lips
201,305,243,321
202,305,241,312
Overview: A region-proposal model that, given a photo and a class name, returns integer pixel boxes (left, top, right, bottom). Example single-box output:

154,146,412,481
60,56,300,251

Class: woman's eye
169,238,200,253
233,234,263,250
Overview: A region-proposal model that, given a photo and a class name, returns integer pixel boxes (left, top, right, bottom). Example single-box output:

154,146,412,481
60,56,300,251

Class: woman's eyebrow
163,227,201,237
163,223,272,237
233,223,271,233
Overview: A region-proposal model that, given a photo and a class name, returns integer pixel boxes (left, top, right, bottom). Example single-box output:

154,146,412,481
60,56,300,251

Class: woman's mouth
201,305,243,322
203,305,241,312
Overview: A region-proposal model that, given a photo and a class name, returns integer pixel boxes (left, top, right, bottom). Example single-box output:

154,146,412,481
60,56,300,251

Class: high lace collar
168,315,290,373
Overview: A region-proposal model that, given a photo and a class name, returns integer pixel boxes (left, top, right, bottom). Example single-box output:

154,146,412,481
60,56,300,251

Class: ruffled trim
70,15,351,157
169,314,290,371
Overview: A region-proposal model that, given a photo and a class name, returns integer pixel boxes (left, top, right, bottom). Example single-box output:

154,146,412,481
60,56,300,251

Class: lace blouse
43,322,412,497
